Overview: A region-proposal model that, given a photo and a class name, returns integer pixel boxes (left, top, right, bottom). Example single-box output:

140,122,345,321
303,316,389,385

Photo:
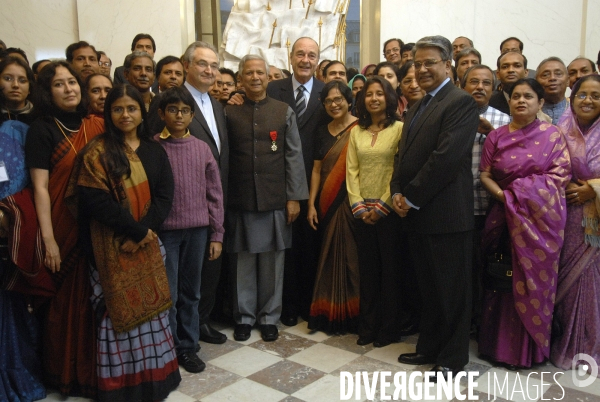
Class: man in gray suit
148,41,230,350
391,36,479,381
226,54,308,342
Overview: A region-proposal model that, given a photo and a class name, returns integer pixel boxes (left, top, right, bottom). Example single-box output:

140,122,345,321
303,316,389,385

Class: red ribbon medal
270,130,278,151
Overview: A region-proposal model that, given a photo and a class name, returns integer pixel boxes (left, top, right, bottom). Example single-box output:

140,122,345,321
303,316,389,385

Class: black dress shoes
177,351,206,373
427,365,461,383
397,352,435,365
280,314,298,327
234,324,252,341
374,339,400,348
398,323,419,337
199,323,227,344
260,324,279,342
356,336,375,346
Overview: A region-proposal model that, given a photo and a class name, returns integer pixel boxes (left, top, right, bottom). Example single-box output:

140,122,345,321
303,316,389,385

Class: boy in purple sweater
155,86,224,373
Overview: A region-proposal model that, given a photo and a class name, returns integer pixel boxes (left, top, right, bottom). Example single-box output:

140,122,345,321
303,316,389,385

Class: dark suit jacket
390,80,479,234
488,89,510,115
266,76,331,182
147,86,229,204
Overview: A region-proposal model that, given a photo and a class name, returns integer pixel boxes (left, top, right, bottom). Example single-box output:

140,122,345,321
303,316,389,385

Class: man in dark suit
266,37,331,326
390,36,479,380
148,41,229,348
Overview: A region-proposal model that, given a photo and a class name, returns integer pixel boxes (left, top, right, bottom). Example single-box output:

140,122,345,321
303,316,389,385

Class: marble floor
40,319,600,402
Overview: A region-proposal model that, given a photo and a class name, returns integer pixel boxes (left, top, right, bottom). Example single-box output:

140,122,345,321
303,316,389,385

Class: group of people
0,29,598,402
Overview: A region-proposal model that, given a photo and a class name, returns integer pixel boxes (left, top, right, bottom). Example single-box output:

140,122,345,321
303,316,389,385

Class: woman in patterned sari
25,61,104,397
552,74,600,372
72,84,179,401
307,80,359,333
478,78,570,368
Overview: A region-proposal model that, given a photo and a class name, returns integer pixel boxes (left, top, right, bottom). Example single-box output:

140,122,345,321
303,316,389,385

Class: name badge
0,161,9,182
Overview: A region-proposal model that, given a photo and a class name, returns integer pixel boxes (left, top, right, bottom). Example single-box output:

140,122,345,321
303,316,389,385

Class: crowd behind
0,31,599,401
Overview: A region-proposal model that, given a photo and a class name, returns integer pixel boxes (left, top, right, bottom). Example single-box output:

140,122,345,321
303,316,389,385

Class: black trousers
409,230,472,369
282,200,319,319
354,213,410,341
198,243,224,325
471,215,487,327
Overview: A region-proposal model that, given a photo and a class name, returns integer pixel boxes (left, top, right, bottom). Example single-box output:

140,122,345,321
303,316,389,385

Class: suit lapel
402,82,453,155
210,96,226,144
404,100,439,151
300,82,322,129
279,78,296,112
193,103,217,149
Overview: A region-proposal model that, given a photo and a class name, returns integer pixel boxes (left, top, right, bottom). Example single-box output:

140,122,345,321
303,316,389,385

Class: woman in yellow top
346,76,411,347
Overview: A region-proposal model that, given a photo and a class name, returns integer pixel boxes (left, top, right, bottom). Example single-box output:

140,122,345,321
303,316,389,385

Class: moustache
137,77,150,83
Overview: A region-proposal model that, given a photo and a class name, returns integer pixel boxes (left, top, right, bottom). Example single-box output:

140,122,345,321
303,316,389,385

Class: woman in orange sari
307,80,359,333
25,61,104,397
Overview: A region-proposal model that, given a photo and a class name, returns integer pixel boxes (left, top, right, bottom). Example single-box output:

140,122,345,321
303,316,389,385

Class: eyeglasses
323,96,345,106
195,60,219,71
1,75,28,84
111,105,140,114
414,60,443,70
166,106,192,115
575,92,600,101
384,47,400,56
467,79,493,87
99,62,112,67
222,81,235,87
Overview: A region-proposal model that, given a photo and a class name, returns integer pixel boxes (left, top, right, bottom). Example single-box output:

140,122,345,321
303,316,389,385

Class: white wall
0,0,195,70
1,0,598,73
379,0,600,71
0,0,79,61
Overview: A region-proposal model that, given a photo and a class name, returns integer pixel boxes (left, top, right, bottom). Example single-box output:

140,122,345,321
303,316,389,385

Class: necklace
367,126,383,136
54,117,79,133
54,117,86,155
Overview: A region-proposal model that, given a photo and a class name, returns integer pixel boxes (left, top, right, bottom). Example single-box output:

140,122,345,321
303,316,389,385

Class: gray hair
123,51,156,72
238,54,269,75
461,64,495,88
182,41,218,64
455,47,482,65
536,56,566,75
291,37,320,59
412,36,452,61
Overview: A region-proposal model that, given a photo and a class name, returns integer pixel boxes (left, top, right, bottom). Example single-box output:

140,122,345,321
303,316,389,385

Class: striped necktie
295,85,307,125
408,94,432,134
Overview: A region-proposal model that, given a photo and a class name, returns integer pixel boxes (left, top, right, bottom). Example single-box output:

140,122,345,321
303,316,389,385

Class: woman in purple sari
478,78,570,368
552,75,600,372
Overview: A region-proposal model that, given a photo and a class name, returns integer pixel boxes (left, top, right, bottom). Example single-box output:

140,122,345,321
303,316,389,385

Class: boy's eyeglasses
166,107,192,116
